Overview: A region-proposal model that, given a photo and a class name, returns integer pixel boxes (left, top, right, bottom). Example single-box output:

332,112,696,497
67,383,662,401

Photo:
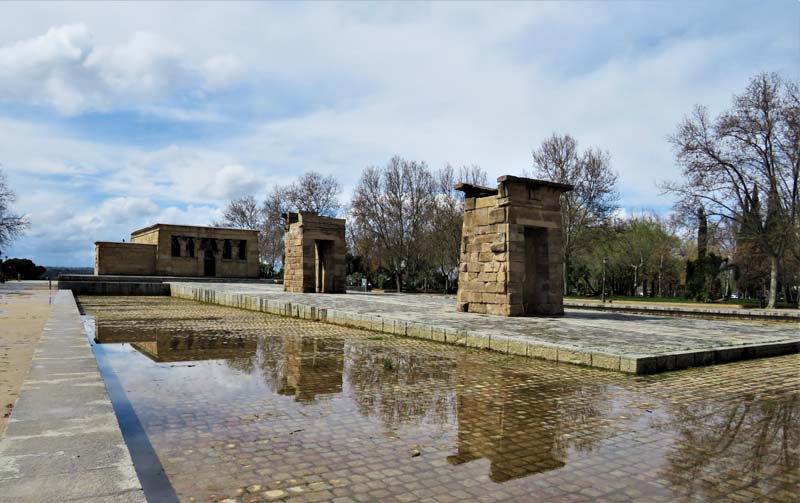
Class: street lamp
601,256,608,304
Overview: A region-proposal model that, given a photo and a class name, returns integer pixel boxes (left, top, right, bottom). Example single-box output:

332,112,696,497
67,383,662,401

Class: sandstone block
490,242,506,253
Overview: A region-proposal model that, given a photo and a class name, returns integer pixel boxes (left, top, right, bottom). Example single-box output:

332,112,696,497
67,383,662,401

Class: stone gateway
282,212,347,294
455,176,573,316
94,223,259,278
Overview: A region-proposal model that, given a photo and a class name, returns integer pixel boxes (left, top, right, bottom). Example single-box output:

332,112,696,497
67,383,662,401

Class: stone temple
282,212,347,293
94,223,259,278
455,176,573,316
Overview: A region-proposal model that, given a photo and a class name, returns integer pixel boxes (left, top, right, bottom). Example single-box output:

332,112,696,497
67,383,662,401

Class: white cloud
0,2,795,266
202,54,243,91
99,145,267,204
0,24,93,114
207,164,263,200
0,119,263,265
0,24,243,115
84,31,185,101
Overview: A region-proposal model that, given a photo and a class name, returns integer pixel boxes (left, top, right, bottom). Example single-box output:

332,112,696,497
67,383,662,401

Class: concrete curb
170,285,799,375
0,291,145,502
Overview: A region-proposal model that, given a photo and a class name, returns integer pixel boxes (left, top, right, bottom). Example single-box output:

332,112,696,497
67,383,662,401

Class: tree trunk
767,254,779,309
395,271,402,293
783,282,789,308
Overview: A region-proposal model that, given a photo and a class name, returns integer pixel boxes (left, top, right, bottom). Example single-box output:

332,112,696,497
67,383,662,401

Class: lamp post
601,256,608,304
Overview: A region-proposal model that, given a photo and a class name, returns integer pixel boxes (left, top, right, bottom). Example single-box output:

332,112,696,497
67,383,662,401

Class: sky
0,1,797,266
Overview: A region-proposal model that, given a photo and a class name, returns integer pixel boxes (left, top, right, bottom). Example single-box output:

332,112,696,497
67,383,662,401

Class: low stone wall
58,275,282,295
58,280,170,296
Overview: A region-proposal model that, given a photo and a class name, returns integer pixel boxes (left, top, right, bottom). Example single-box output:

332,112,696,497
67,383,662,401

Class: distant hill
42,266,94,279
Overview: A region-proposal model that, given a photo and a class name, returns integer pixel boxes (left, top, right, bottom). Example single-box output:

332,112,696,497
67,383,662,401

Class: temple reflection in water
448,362,565,482
94,319,257,362
92,319,588,483
277,336,343,402
132,334,257,363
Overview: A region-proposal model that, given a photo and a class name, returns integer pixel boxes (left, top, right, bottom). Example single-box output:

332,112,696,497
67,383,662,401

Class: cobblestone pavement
173,283,798,357
80,296,799,503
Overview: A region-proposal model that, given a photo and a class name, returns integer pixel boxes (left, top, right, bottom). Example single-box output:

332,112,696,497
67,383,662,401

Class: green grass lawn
565,295,796,309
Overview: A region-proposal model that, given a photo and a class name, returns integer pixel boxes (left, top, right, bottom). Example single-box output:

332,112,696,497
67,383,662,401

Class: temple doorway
523,227,549,315
314,240,334,293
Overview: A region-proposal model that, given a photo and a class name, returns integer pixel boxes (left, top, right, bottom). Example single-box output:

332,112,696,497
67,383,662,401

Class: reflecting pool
79,296,799,503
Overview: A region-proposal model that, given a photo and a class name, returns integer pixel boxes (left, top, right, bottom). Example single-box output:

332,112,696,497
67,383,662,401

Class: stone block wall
94,242,157,276
283,212,347,293
131,224,259,278
95,224,259,278
456,176,572,316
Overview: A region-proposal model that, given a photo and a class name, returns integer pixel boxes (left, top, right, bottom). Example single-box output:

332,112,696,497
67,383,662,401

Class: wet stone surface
79,296,800,503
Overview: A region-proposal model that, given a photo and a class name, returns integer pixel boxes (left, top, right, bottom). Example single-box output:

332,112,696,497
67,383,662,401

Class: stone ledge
169,285,799,375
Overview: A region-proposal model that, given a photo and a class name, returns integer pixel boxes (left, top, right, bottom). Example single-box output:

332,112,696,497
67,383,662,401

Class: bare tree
457,164,489,187
217,195,262,230
258,172,341,274
286,172,342,217
261,186,291,275
215,195,270,274
427,164,488,292
0,168,28,256
217,172,343,276
351,156,435,292
528,134,619,295
663,73,799,308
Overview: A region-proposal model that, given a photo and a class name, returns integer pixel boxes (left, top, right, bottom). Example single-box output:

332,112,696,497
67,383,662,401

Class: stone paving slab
0,291,145,502
170,283,799,374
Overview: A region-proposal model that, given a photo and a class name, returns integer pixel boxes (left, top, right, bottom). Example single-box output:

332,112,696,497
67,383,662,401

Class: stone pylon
282,212,347,294
455,176,573,316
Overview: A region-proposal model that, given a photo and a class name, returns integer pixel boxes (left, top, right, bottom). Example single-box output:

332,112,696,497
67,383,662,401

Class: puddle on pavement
79,296,800,503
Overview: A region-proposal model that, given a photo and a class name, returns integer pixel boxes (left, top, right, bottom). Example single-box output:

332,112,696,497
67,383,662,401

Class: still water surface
79,296,799,503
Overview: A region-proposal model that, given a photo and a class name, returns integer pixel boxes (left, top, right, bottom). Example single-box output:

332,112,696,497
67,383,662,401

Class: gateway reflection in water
81,296,799,503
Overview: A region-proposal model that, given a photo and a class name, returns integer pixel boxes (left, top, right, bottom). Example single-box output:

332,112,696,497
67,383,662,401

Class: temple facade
455,176,573,316
94,223,259,278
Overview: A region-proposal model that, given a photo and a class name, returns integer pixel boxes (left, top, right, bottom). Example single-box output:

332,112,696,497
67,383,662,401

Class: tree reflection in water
344,343,458,428
662,394,799,501
226,336,345,403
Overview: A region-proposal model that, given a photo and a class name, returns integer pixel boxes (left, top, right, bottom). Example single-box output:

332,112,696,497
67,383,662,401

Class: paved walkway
0,290,144,502
171,283,799,374
0,282,52,436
